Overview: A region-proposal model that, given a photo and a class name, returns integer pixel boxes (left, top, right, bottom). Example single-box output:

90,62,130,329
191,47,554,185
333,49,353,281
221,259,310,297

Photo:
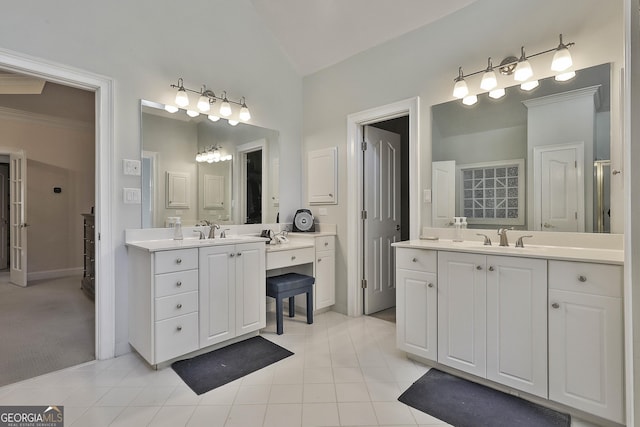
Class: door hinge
575,212,578,219
361,210,368,220
98,232,101,241
575,160,577,168
361,279,368,289
361,141,367,151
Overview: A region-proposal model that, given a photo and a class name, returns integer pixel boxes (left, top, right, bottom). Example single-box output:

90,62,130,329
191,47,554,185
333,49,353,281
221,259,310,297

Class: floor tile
224,404,267,427
234,384,271,404
335,382,370,402
186,405,230,427
263,403,303,427
373,401,416,425
109,405,160,427
130,385,175,406
164,385,203,406
365,381,402,402
302,402,340,427
304,367,334,383
303,383,337,403
70,406,124,427
337,402,378,426
94,387,144,406
269,383,304,404
147,405,197,427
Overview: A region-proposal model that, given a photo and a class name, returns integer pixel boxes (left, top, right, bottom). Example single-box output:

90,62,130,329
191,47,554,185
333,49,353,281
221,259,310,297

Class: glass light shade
514,60,533,82
462,95,478,106
186,110,199,117
195,153,203,162
239,106,251,121
175,89,189,107
164,105,179,113
228,119,239,126
197,95,211,112
223,155,232,161
206,151,214,162
555,71,576,82
480,70,497,91
220,101,232,117
208,114,220,122
488,88,506,99
520,80,539,91
212,151,221,162
551,47,572,72
207,158,214,164
453,79,469,99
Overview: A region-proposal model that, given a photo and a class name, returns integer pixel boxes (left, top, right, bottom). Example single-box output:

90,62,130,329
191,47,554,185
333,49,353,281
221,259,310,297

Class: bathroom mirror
140,100,280,227
431,63,612,233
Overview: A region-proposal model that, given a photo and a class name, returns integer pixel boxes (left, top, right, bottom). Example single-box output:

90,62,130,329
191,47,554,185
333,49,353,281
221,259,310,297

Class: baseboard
27,267,83,281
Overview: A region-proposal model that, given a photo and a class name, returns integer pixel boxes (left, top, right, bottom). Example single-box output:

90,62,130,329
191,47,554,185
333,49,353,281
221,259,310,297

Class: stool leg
288,297,295,317
306,290,313,325
276,297,284,335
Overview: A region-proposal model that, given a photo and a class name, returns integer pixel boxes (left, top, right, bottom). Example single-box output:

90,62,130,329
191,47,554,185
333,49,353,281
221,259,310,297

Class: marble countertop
392,239,624,265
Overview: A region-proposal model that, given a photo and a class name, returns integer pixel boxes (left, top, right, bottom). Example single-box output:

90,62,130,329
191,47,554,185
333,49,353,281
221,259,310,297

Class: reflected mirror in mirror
140,100,280,228
431,63,612,233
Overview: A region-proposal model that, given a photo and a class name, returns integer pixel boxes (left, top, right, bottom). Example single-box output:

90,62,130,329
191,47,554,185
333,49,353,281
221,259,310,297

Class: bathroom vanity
394,234,624,424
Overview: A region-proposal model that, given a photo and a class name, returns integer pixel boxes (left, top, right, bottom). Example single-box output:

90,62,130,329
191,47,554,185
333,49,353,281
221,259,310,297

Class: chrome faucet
198,220,220,238
220,228,230,238
497,228,511,246
193,230,206,240
515,235,534,248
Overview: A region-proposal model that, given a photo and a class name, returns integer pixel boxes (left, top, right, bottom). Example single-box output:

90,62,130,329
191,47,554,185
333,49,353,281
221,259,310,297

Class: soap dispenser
453,217,463,242
173,217,183,240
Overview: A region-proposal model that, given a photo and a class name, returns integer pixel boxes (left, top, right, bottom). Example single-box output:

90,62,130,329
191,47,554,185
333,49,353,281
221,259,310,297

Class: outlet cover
123,159,141,176
123,188,141,204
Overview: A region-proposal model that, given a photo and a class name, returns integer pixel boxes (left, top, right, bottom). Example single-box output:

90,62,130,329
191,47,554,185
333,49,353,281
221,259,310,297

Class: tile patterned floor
0,311,603,426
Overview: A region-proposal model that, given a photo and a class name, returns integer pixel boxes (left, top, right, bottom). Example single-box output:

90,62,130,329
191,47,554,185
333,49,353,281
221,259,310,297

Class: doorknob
20,223,29,228
395,225,401,231
542,222,555,228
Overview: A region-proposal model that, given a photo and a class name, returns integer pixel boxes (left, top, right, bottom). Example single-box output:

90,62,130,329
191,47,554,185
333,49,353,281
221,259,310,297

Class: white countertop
288,231,336,238
392,239,624,265
265,239,315,252
127,236,268,252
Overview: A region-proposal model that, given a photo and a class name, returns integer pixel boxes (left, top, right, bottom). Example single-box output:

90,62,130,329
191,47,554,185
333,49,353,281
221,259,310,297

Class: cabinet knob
237,252,242,257
488,266,494,271
328,193,333,197
291,256,296,260
176,281,182,287
551,302,560,309
176,258,182,264
230,253,235,257
317,258,321,262
428,283,434,288
176,325,183,331
324,242,329,247
177,303,182,309
412,258,417,262
578,275,587,282
476,265,482,270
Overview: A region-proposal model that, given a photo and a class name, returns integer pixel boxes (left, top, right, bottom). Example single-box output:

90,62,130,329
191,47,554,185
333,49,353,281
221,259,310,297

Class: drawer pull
176,281,182,287
551,302,560,309
176,258,182,264
578,275,587,282
488,266,494,271
476,265,483,270
324,242,329,247
176,325,183,331
237,252,242,257
291,256,296,261
428,283,434,288
317,258,321,262
412,258,418,263
230,253,235,258
176,303,183,309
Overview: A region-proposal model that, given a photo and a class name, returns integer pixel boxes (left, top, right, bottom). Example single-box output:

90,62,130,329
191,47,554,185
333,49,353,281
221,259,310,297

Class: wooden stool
266,273,315,335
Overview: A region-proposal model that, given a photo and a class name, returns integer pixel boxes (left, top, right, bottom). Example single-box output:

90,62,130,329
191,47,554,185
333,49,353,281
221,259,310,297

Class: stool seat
266,273,315,335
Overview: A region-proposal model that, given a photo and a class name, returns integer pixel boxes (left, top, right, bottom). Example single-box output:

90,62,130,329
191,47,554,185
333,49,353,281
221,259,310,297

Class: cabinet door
549,289,624,423
438,251,486,377
199,245,235,346
486,256,548,398
315,250,335,309
308,147,337,204
396,268,437,361
235,242,266,335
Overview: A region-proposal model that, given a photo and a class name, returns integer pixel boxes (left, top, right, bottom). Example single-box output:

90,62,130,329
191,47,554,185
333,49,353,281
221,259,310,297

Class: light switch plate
423,189,432,203
123,188,141,204
123,159,141,176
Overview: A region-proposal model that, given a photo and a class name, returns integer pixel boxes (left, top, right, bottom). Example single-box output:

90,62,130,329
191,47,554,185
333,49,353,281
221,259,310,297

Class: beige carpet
369,306,396,323
0,275,95,386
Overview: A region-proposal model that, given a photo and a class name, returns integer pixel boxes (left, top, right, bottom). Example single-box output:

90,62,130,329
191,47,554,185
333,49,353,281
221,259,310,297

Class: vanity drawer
155,291,198,321
396,248,437,272
155,248,198,274
266,247,315,269
155,312,199,363
155,269,198,297
316,236,335,251
548,260,622,298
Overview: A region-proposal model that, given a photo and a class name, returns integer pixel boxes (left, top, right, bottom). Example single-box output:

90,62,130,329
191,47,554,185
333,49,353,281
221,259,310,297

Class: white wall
0,0,303,354
302,0,624,314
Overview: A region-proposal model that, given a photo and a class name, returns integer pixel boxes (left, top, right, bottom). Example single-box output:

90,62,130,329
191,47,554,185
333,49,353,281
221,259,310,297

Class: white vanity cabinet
395,248,438,361
548,261,624,423
437,251,548,398
199,242,266,347
314,236,335,309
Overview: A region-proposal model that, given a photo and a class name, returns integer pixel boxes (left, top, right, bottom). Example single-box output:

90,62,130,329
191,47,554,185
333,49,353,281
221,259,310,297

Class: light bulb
228,119,239,126
208,115,220,122
555,71,576,82
480,70,497,91
164,105,179,113
175,88,189,108
453,79,468,99
514,47,533,82
462,95,478,106
239,105,251,121
520,80,539,91
197,95,211,112
186,110,199,117
488,88,506,99
220,99,232,117
206,151,214,162
551,35,573,72
212,151,221,162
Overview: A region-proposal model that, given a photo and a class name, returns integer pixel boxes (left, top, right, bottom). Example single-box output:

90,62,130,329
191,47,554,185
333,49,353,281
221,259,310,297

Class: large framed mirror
140,100,279,228
431,63,613,233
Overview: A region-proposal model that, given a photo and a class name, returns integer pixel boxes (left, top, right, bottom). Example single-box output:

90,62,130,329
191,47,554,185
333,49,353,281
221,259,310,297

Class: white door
534,144,584,232
0,163,9,270
432,160,456,227
10,151,27,287
363,125,401,314
235,242,266,336
486,256,548,398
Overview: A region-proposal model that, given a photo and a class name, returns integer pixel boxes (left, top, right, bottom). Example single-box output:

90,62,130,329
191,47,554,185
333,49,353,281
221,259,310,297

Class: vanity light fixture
451,34,575,104
208,114,221,122
228,120,239,126
186,109,199,118
164,105,179,113
195,145,232,163
170,78,252,121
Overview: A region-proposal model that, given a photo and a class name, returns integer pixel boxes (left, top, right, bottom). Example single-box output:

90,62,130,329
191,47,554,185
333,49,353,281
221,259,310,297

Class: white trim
521,85,601,109
235,139,268,224
27,267,83,281
346,97,419,317
0,105,93,131
0,47,115,360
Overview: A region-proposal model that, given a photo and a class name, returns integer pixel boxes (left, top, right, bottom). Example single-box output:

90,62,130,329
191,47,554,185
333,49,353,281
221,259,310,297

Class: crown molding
522,85,601,110
0,105,93,131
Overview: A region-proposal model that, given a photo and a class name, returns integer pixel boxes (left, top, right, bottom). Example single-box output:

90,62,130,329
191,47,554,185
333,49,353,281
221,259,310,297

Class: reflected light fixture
186,110,199,118
228,120,239,126
208,114,221,122
164,105,179,113
451,34,575,105
170,78,252,121
195,145,232,163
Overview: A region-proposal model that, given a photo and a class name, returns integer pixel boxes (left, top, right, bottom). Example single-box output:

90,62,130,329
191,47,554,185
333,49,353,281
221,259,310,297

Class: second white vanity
394,232,624,424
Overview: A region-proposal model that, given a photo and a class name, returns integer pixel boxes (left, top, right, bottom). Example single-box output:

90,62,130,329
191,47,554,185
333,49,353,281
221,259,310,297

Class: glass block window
457,159,525,225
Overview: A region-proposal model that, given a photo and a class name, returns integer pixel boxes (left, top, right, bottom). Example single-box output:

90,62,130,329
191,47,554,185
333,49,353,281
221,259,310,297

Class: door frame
0,47,115,360
235,139,268,224
346,97,420,316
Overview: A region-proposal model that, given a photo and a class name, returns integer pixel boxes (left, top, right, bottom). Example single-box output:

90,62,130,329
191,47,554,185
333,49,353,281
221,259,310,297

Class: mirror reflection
432,63,612,233
140,100,279,228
